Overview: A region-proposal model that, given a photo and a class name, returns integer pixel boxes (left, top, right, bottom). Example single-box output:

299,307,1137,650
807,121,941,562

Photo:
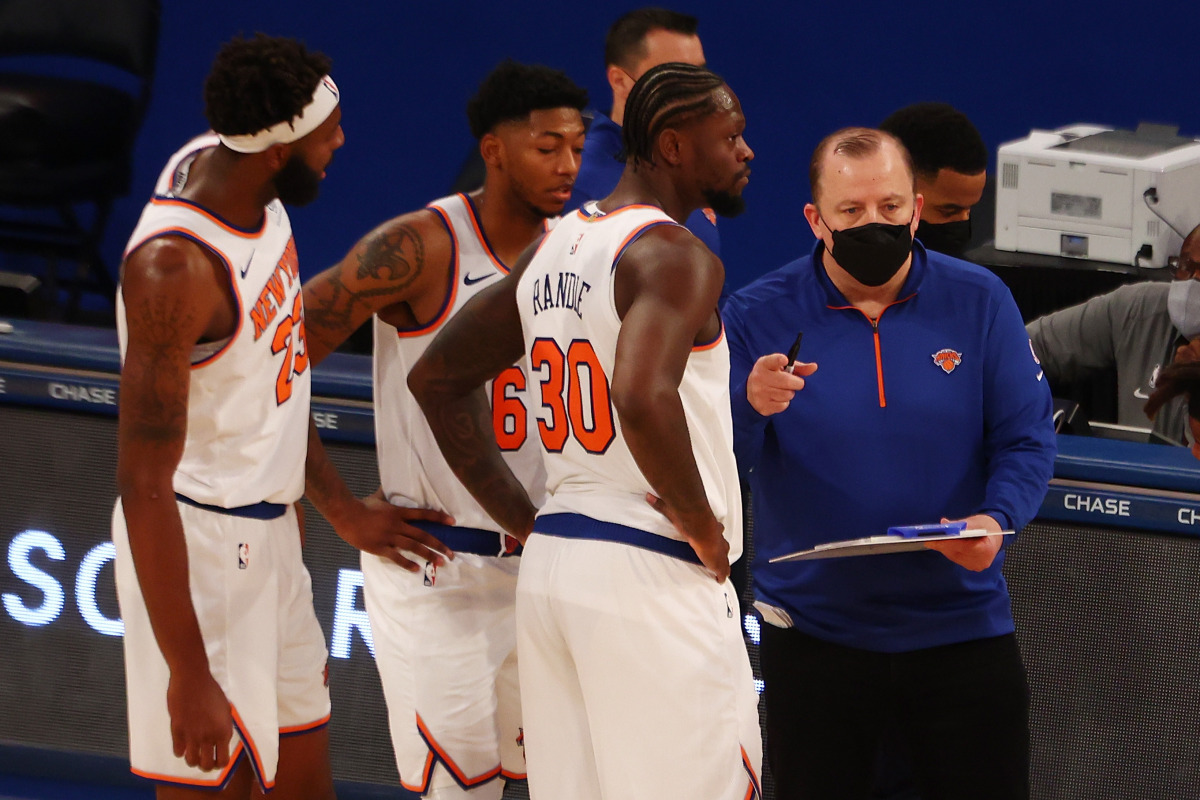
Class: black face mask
826,218,914,287
916,217,972,257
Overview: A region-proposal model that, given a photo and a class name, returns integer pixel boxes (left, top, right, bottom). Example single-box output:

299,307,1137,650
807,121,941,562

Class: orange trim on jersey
122,226,245,370
415,712,503,788
231,704,274,791
279,712,331,736
577,202,666,222
150,196,267,238
396,205,459,338
741,745,762,799
400,751,436,793
693,318,725,352
459,192,510,274
500,768,528,781
130,741,246,788
612,220,675,270
185,228,244,370
528,228,554,262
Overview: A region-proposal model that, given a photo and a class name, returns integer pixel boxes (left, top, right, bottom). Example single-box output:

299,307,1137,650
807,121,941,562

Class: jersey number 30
491,338,615,454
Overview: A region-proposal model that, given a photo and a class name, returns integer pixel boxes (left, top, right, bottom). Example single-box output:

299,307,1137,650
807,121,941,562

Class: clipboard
769,524,1015,563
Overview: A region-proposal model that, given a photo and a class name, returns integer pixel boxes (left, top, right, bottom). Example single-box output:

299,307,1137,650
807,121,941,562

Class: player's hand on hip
646,493,730,583
166,668,234,772
923,514,1004,571
339,495,456,571
747,353,817,416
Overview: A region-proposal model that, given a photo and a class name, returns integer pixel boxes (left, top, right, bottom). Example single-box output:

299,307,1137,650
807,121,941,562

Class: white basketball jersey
517,203,743,560
373,193,547,527
116,134,310,507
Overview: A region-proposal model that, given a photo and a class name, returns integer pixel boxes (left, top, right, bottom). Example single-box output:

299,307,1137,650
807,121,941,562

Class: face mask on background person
1168,279,1200,340
916,217,971,257
826,217,914,286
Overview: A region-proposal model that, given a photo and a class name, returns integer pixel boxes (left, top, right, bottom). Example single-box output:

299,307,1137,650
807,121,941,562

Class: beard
274,154,322,207
703,187,746,218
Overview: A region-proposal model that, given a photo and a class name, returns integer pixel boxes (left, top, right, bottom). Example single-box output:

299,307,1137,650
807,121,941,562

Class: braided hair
204,34,332,136
621,62,725,168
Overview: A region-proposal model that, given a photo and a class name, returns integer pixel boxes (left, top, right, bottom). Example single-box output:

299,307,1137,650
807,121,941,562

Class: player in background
565,8,720,256
113,34,450,800
409,62,761,800
302,60,587,799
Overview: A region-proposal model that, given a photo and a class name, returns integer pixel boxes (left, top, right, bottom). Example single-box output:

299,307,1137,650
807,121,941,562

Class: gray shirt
1026,282,1187,444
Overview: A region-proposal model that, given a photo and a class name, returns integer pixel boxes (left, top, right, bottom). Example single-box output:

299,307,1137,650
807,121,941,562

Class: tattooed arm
303,417,454,570
302,209,452,366
116,237,237,772
300,209,458,555
408,240,539,541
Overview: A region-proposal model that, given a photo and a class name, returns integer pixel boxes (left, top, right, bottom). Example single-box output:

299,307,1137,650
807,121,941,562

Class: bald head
808,127,915,204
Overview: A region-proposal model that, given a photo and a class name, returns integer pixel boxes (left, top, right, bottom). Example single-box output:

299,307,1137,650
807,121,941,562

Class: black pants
760,626,1030,800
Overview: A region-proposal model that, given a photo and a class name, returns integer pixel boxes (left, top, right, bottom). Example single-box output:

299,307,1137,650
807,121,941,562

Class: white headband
218,75,340,154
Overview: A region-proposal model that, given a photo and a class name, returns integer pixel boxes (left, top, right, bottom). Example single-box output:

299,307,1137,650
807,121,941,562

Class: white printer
994,123,1200,268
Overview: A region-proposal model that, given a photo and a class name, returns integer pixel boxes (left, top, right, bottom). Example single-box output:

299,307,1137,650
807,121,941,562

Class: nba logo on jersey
238,543,250,570
423,560,437,587
569,233,585,255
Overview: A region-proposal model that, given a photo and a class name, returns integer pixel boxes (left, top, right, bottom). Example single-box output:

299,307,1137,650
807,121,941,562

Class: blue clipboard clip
887,521,968,539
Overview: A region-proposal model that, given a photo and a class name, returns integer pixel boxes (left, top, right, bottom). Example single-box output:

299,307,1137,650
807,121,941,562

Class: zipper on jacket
828,293,916,409
870,317,885,407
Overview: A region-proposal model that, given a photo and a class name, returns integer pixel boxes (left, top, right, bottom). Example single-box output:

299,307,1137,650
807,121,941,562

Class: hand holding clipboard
771,518,1012,570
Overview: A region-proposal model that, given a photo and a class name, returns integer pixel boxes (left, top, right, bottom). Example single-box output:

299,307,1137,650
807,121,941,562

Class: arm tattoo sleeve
305,223,428,335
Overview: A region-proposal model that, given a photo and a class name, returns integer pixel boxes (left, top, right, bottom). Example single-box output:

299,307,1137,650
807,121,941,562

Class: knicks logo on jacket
932,348,962,374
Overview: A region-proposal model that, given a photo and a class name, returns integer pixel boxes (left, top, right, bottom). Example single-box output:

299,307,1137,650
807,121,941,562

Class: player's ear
657,128,683,167
803,203,824,240
607,63,632,99
264,142,291,173
479,132,503,168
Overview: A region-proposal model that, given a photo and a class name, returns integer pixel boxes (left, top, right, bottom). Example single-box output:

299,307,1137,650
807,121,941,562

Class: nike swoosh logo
1036,371,1044,382
464,272,494,286
1134,388,1150,399
239,250,255,279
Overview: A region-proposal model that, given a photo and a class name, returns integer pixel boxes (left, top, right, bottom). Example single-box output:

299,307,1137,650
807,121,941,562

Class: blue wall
105,0,1200,294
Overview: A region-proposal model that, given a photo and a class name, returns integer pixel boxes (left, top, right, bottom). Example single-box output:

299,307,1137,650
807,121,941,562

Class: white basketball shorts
361,548,523,798
515,528,762,800
112,497,331,791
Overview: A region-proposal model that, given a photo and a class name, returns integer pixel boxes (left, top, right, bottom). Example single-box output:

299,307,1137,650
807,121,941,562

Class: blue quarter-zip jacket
724,241,1055,652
